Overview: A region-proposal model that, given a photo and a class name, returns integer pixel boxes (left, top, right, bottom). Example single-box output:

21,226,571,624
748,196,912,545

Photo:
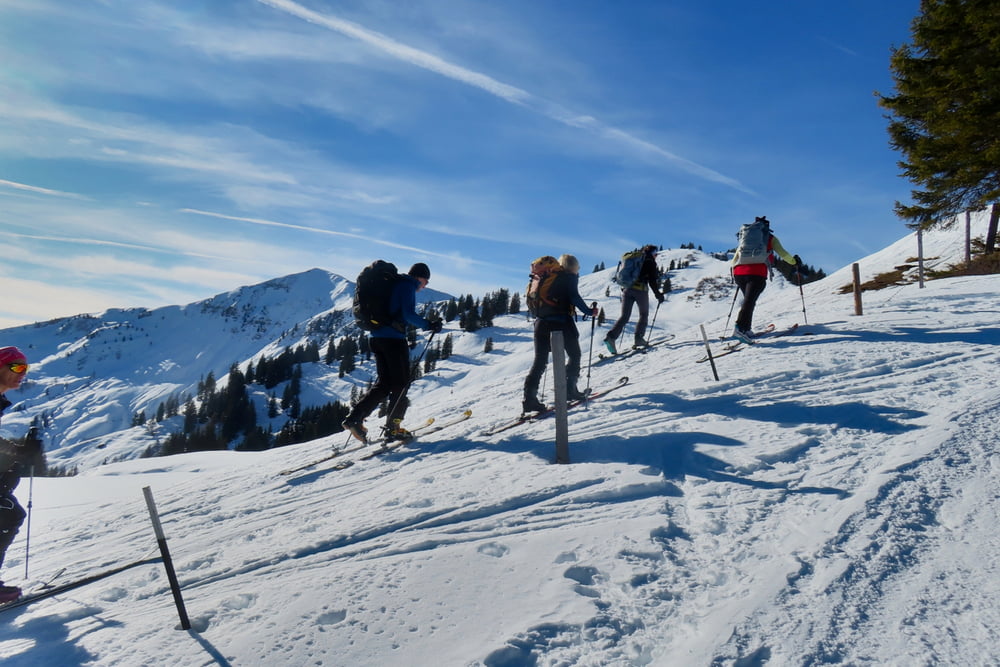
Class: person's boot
566,373,588,401
0,582,21,603
522,395,547,413
732,327,756,345
603,335,617,355
384,426,414,443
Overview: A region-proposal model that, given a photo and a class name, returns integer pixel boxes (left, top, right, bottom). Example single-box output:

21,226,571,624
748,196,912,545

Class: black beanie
408,262,431,281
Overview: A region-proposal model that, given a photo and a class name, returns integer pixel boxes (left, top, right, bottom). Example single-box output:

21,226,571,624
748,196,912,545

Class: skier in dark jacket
0,345,36,603
523,254,598,413
604,245,664,354
342,263,442,444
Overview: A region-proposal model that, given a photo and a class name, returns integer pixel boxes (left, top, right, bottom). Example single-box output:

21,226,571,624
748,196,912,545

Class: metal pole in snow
917,227,925,289
142,486,191,630
24,466,33,579
699,325,720,382
550,331,570,464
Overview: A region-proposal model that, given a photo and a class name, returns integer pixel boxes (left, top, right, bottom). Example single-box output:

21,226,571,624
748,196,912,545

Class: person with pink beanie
0,345,38,603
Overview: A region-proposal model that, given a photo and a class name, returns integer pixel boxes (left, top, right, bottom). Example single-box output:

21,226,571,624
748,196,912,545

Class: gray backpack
734,217,771,265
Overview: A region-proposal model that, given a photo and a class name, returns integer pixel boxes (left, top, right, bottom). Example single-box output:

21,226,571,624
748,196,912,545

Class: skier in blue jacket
342,263,442,444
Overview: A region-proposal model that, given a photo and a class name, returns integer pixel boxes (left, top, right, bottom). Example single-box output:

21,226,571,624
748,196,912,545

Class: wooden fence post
852,263,863,316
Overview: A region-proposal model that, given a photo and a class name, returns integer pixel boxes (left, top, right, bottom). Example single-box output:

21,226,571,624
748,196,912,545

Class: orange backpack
525,256,566,317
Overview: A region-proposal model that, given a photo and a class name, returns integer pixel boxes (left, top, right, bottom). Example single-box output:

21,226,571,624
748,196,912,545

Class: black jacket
0,395,31,495
537,271,591,321
638,253,664,301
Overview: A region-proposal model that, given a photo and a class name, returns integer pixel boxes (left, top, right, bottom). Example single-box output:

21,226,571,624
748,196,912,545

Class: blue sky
0,0,920,328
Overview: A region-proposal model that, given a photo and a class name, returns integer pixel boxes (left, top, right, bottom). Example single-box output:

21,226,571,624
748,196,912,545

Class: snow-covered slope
2,212,999,665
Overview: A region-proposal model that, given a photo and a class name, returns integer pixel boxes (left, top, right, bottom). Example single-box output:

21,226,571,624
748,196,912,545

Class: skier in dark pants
523,254,598,413
0,346,37,603
604,245,663,353
342,263,442,444
731,217,799,344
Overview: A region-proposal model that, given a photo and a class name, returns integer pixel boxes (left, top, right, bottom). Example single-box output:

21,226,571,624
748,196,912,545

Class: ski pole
24,465,33,579
649,300,661,338
723,284,740,336
585,301,597,392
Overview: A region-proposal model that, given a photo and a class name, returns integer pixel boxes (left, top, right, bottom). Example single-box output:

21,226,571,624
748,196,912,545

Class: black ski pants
735,274,767,333
0,493,26,571
348,337,411,429
524,317,582,399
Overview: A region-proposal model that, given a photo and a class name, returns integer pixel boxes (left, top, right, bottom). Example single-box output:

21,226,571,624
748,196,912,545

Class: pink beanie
0,346,27,365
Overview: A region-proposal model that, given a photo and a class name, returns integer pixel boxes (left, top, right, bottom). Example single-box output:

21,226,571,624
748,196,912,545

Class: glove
656,294,665,304
793,254,802,266
428,320,443,334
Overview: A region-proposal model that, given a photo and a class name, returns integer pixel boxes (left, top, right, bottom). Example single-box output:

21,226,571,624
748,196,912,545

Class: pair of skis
595,335,675,364
697,323,799,363
480,376,630,436
358,409,473,461
0,558,159,613
278,410,472,476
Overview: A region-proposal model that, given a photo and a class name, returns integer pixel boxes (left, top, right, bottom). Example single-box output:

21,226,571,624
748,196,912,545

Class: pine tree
508,292,521,315
877,0,1000,237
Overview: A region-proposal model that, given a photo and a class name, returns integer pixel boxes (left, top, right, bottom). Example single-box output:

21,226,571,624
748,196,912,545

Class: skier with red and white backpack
730,216,801,344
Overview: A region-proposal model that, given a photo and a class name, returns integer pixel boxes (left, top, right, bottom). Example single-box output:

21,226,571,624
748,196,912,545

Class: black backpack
353,260,404,331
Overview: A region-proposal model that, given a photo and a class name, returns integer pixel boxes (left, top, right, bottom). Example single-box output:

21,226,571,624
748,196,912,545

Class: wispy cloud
257,0,752,194
0,178,89,200
818,36,860,58
0,93,298,186
0,227,263,264
181,208,483,263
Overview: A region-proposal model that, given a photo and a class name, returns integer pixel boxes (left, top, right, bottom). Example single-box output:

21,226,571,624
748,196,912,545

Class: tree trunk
986,202,1000,253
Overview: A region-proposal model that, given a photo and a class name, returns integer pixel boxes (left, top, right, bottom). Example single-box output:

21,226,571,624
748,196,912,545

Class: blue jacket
370,275,432,339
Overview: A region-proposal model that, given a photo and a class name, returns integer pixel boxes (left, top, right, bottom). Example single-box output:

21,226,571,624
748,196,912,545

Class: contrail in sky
257,0,753,195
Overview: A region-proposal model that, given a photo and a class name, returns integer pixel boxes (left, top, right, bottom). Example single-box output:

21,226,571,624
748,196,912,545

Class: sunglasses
7,363,28,374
